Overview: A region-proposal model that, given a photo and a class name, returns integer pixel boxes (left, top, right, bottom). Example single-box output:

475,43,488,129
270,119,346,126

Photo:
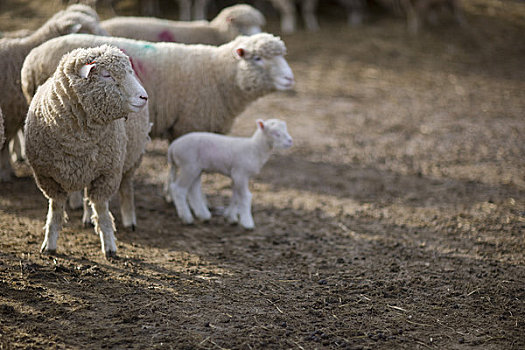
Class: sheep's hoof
83,221,94,229
131,224,136,232
40,247,56,255
104,250,117,260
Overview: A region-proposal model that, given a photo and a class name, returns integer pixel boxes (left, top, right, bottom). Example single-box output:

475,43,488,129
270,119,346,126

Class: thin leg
231,172,254,230
119,170,136,230
91,200,117,258
188,175,211,221
41,198,66,254
171,166,200,224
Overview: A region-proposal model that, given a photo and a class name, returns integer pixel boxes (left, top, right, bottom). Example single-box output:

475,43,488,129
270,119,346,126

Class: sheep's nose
140,95,148,101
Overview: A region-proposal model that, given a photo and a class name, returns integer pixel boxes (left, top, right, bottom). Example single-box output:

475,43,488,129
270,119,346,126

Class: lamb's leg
302,0,319,31
224,183,240,224
231,172,254,230
171,166,199,224
188,175,211,221
0,144,14,181
41,197,66,254
119,168,137,230
91,200,117,258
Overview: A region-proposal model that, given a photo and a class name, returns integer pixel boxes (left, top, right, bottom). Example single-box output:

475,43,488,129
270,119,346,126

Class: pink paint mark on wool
157,30,176,42
119,48,146,81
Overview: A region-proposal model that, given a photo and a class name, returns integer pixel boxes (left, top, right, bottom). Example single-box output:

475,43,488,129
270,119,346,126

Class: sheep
22,32,294,143
376,0,466,34
166,118,292,229
0,5,108,181
176,0,211,21
24,45,150,258
100,4,266,45
268,0,319,34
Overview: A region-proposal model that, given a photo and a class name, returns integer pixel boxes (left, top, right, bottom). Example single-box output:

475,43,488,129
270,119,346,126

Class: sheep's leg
164,161,178,203
188,175,211,221
41,197,67,254
68,190,84,210
402,0,420,35
178,0,191,20
231,172,254,230
0,144,14,181
271,0,296,34
81,188,93,227
171,166,199,224
193,0,210,20
9,129,25,163
119,169,136,230
302,0,319,31
91,200,117,258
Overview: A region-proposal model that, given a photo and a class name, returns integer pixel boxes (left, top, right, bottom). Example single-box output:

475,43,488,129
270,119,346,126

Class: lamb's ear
256,119,265,130
226,16,234,23
79,62,96,79
235,48,245,59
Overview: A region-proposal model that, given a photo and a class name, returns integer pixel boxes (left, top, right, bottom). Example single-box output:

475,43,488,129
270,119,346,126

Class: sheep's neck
21,23,64,49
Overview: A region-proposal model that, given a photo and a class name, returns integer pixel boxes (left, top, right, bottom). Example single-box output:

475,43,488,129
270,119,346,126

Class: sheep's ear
69,23,82,34
257,119,265,130
226,16,233,23
235,48,245,59
79,62,96,79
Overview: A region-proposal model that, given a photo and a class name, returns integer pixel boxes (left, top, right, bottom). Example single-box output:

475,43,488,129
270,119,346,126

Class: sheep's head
257,118,293,150
213,4,266,37
233,33,294,95
58,45,148,124
53,10,109,36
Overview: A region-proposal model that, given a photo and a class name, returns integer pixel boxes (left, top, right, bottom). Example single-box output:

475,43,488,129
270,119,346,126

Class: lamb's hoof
241,224,255,231
131,224,136,232
104,250,117,260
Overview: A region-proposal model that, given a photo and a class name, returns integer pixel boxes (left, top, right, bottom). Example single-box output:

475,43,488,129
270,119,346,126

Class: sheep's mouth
128,102,147,112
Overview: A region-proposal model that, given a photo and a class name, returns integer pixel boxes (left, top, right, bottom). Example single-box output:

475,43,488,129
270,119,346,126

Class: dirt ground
0,0,524,349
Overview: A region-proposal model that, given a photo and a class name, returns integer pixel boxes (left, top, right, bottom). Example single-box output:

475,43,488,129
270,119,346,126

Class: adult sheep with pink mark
24,45,149,258
100,4,265,45
22,32,294,142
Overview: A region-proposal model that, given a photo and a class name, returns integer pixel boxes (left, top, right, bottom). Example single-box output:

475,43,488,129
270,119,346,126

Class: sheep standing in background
101,4,265,45
376,0,466,34
0,5,108,181
22,33,294,142
25,45,149,258
268,0,319,34
167,119,292,229
177,0,211,21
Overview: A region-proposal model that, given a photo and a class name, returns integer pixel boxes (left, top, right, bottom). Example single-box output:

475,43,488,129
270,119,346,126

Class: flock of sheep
0,0,465,258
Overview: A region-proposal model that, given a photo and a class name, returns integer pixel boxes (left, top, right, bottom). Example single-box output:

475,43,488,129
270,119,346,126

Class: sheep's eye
253,56,262,62
102,72,111,78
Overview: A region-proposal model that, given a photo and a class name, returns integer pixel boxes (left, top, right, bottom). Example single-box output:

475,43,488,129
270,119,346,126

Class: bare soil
0,0,524,349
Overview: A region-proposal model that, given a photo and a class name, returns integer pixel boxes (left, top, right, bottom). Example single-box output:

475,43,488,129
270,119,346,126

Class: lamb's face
259,119,293,150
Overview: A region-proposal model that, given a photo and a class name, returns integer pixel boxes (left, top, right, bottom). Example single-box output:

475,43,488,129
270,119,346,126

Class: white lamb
100,4,266,45
166,118,293,229
24,45,149,258
22,33,294,141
